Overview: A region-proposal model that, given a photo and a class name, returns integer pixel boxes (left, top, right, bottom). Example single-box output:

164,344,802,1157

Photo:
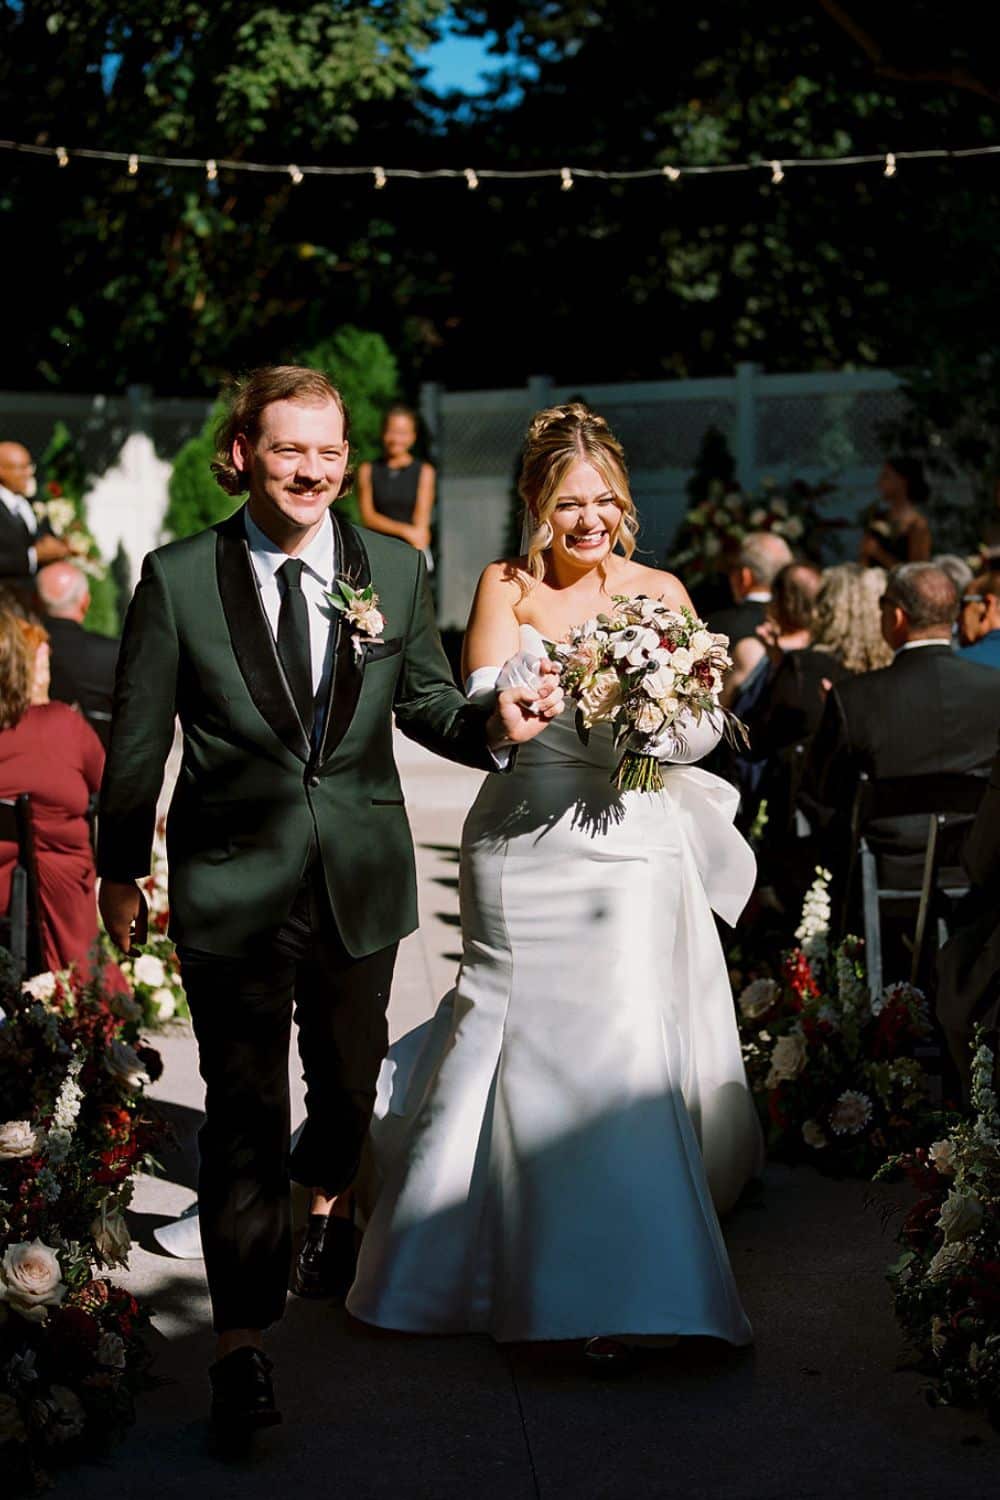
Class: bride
347,404,764,1349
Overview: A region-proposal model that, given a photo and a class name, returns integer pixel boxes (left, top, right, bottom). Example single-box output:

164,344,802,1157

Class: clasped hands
486,656,565,748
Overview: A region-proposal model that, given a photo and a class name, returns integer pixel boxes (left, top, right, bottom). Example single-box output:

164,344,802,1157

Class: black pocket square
362,636,403,662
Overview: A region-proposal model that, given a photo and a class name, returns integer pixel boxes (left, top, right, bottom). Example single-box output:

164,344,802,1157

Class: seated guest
740,563,823,753
958,568,1000,670
805,563,1000,889
0,442,70,596
0,611,104,972
711,531,794,707
936,731,1000,1099
933,552,974,601
37,561,119,747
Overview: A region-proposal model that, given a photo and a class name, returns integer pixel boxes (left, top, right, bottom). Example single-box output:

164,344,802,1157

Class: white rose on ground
46,1385,86,1443
21,972,57,1002
768,1032,807,1082
131,953,166,988
928,1241,973,1281
97,1331,127,1370
0,1121,39,1159
151,987,176,1022
802,1120,828,1150
937,1189,984,1244
0,1392,26,1443
738,978,779,1020
0,1240,65,1322
928,1139,957,1176
642,663,677,699
105,1040,149,1091
91,1209,131,1266
669,646,694,675
829,1090,873,1135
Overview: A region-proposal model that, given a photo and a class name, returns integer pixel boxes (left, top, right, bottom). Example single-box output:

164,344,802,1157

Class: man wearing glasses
959,569,1000,669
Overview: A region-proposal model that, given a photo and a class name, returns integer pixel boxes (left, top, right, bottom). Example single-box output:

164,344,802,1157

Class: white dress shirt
244,508,338,733
895,637,955,656
0,483,39,572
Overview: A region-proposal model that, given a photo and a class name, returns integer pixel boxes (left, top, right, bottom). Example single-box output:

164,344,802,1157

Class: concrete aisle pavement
71,734,997,1499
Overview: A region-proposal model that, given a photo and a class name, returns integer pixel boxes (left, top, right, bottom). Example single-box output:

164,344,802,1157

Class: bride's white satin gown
347,654,764,1345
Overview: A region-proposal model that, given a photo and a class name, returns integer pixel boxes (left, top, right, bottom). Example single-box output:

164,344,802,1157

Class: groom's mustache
287,480,327,494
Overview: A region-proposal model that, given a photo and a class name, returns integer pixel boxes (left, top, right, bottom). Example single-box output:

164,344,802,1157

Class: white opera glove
645,706,724,765
464,624,549,714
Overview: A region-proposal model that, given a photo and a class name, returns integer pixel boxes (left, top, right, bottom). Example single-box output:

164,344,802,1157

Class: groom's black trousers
179,865,397,1333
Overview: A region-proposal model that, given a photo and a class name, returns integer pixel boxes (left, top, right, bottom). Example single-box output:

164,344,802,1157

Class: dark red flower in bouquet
48,1305,101,1366
901,1195,943,1245
100,1107,134,1144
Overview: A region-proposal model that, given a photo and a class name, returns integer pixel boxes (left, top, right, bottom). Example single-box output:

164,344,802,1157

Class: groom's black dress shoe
291,1212,357,1300
209,1347,281,1448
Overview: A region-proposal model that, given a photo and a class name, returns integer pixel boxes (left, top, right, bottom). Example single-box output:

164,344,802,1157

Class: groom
97,365,561,1442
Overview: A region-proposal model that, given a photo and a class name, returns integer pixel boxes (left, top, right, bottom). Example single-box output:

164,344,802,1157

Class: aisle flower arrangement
116,820,188,1029
33,482,107,582
876,1032,1000,1422
0,950,161,1492
737,870,939,1174
670,477,836,592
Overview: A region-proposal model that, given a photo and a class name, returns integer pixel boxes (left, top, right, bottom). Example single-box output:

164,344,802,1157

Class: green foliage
39,422,120,637
163,403,237,540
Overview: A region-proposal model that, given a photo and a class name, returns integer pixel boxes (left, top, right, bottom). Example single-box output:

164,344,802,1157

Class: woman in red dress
0,610,105,972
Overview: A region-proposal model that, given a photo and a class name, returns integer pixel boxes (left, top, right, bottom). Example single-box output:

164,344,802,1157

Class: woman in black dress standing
357,406,436,561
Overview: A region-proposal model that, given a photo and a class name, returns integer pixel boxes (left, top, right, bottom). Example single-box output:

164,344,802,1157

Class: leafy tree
163,402,235,540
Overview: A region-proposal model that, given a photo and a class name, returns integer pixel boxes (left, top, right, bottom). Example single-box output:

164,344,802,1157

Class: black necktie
277,558,314,735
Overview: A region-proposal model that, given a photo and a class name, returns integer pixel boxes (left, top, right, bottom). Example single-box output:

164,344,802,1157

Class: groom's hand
99,879,148,954
488,660,564,747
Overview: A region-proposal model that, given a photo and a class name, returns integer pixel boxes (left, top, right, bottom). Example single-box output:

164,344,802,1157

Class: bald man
710,531,795,708
0,441,70,593
37,561,119,748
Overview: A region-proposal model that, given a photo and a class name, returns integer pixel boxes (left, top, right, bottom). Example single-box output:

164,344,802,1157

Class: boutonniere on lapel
326,579,386,660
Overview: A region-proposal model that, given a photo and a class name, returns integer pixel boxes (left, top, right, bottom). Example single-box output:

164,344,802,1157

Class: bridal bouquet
547,595,743,792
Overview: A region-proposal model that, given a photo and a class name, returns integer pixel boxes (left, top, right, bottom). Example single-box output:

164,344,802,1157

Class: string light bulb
464,167,479,191
662,164,681,182
288,164,304,186
127,153,139,176
373,165,387,189
560,166,574,192
55,146,69,168
770,159,785,184
205,158,218,182
884,152,897,178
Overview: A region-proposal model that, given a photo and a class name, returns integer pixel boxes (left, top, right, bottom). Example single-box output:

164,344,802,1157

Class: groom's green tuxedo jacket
98,508,498,958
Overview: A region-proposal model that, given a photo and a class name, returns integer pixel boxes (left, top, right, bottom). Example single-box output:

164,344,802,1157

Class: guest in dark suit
0,443,70,594
936,733,1000,1098
806,563,1000,890
959,567,1000,670
36,562,118,748
711,531,794,708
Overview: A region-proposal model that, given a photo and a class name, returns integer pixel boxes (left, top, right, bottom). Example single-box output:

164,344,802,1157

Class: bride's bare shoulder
625,562,693,611
472,557,534,603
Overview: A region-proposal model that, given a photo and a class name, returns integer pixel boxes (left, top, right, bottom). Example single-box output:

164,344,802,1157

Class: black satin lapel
215,509,311,761
318,514,372,764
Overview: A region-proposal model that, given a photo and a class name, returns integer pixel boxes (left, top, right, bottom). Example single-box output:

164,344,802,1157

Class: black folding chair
846,771,988,999
0,794,44,978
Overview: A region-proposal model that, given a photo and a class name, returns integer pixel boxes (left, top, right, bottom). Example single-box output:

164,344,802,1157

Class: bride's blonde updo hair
518,403,638,581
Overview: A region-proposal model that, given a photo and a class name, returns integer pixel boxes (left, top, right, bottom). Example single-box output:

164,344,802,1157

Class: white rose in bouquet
91,1208,131,1266
634,700,666,736
642,663,677,699
937,1189,984,1244
105,1040,149,1091
928,1241,973,1281
0,1121,39,1159
689,629,717,657
0,1240,65,1322
132,953,166,988
668,646,694,676
578,669,622,727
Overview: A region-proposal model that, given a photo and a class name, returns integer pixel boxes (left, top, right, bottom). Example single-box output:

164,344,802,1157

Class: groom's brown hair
212,365,352,497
